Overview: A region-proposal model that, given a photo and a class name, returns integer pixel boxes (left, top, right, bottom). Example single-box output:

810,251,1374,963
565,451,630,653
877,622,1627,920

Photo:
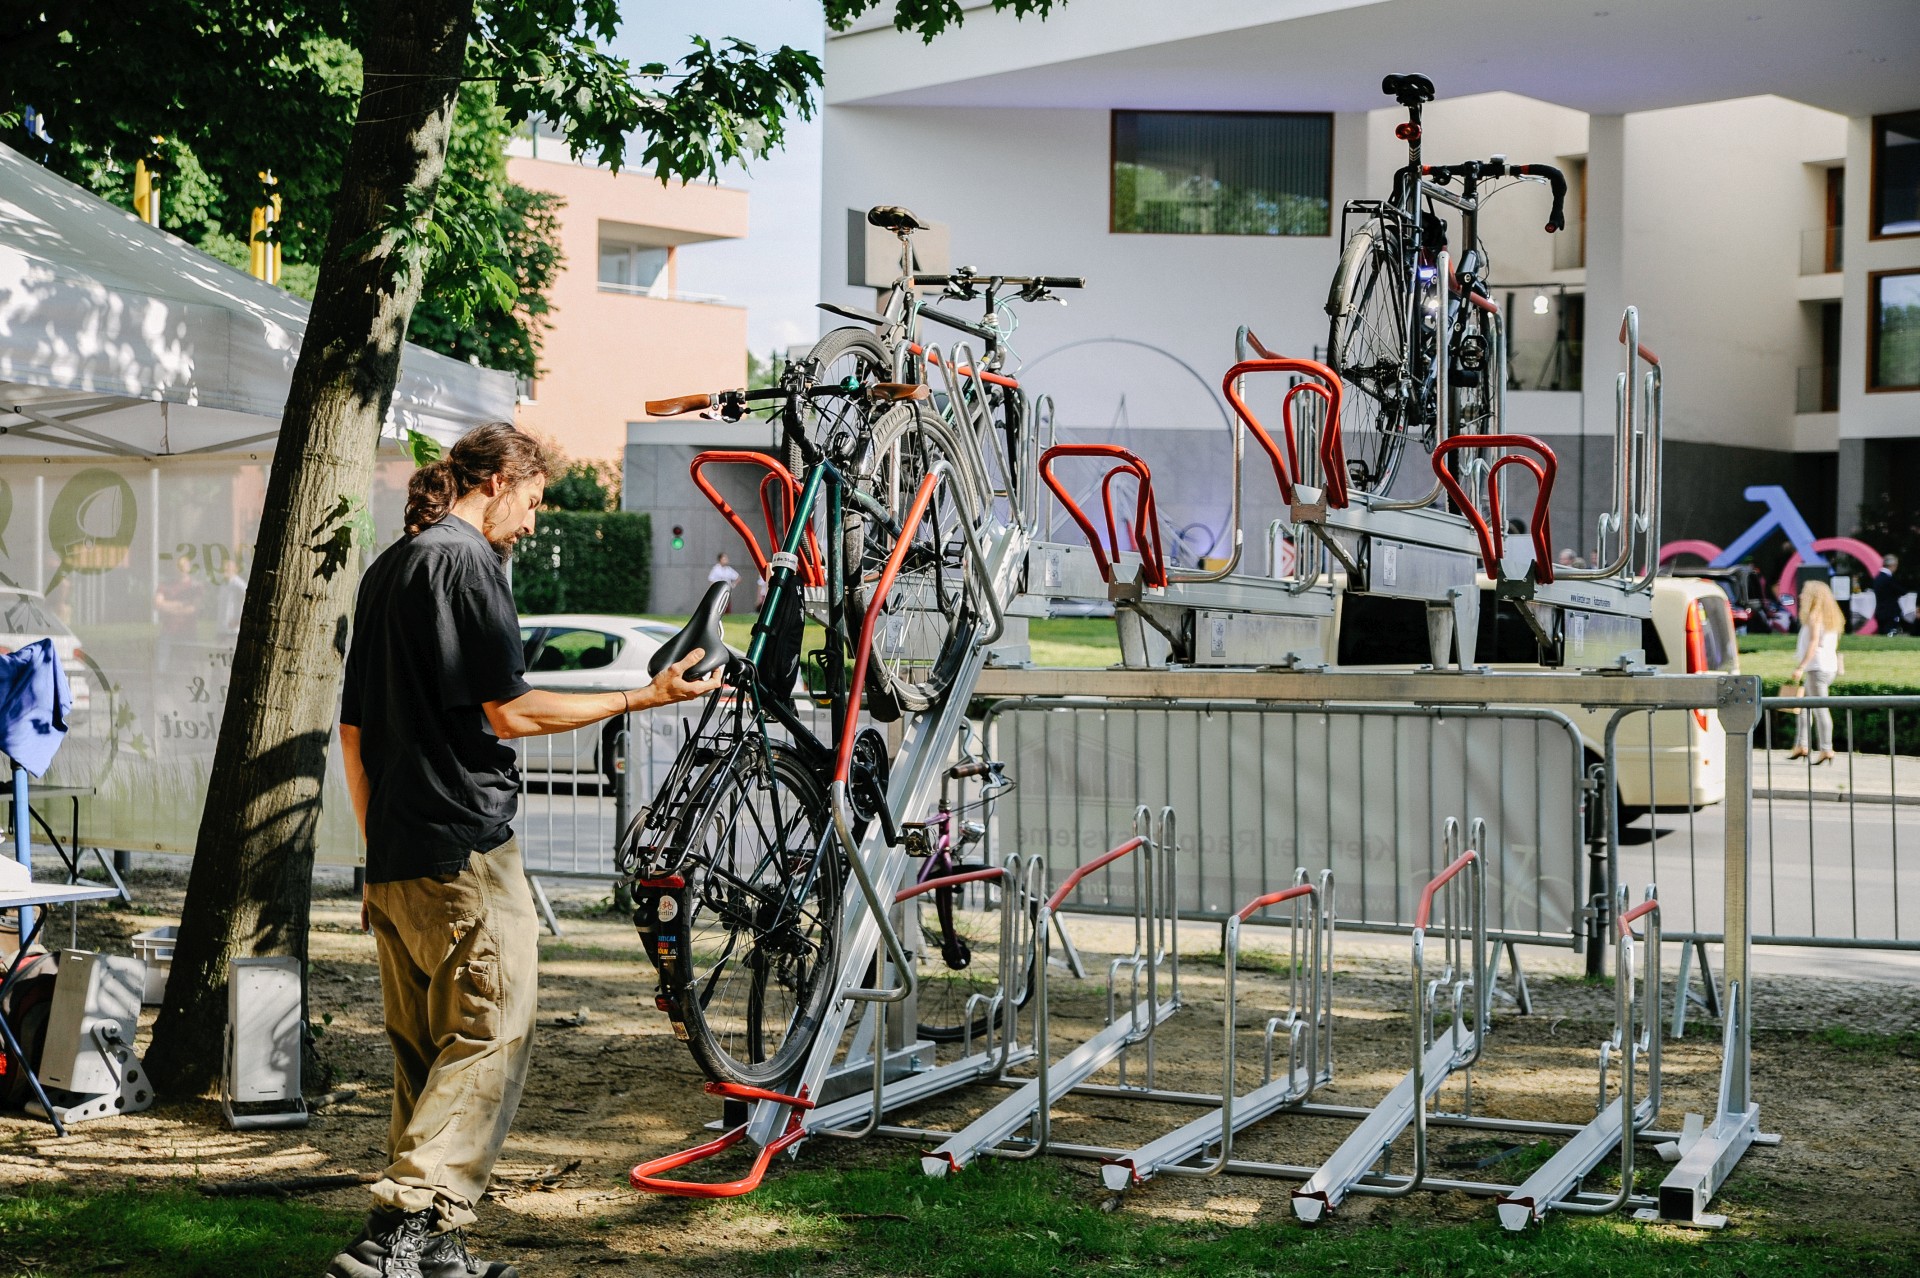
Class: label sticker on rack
770,551,800,573
1210,616,1229,659
883,614,908,655
1043,551,1063,590
1380,543,1399,588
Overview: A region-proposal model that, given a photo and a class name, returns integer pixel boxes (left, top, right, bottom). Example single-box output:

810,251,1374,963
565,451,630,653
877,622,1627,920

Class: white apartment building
818,1,1919,562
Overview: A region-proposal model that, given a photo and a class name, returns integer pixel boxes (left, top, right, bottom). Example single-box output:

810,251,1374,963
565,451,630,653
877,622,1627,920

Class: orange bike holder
1429,434,1558,585
1037,444,1168,588
1220,335,1350,511
629,1082,815,1198
689,451,825,586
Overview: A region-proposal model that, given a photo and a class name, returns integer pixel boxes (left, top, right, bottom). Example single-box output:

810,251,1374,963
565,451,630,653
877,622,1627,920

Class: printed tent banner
0,142,515,863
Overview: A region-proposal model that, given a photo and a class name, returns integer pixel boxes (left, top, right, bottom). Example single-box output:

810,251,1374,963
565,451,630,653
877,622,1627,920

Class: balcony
595,280,732,306
1797,364,1840,414
1800,225,1843,275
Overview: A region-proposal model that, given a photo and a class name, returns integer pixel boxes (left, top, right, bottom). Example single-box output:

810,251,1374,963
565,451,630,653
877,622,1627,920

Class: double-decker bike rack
628,267,1769,1228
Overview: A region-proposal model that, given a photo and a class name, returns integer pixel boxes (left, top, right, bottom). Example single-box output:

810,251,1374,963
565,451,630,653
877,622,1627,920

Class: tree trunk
146,0,477,1096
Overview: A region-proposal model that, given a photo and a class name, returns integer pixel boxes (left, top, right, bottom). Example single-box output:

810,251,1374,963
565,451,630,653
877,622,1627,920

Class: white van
1336,575,1739,810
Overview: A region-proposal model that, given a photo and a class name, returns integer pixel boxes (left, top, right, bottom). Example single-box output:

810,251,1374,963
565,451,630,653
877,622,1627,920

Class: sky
609,1,828,359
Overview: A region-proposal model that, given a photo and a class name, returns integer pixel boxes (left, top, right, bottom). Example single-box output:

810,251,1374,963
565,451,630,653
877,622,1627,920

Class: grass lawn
0,1183,361,1278
5,1158,1909,1278
1737,633,1920,688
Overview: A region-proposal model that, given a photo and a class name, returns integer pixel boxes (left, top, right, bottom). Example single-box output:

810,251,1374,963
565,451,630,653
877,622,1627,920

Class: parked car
518,615,676,787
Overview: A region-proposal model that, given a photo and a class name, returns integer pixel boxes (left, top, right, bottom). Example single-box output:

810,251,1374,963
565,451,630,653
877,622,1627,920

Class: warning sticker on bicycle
770,551,800,573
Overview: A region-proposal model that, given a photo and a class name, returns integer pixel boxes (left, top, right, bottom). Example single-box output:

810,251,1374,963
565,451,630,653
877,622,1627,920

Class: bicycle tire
799,327,893,471
1327,219,1427,496
915,861,1038,1043
671,743,841,1088
846,405,983,717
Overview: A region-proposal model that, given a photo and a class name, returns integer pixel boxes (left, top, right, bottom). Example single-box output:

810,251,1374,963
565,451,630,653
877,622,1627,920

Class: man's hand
647,648,726,708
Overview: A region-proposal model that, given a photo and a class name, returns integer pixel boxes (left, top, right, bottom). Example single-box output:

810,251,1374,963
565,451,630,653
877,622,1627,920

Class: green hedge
512,510,651,614
1757,678,1920,755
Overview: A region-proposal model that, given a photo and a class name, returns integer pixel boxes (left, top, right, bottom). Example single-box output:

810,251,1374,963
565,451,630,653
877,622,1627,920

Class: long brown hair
404,422,554,536
1798,578,1847,636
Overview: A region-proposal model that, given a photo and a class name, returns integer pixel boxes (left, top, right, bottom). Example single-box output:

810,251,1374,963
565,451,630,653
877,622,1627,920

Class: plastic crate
131,926,177,1006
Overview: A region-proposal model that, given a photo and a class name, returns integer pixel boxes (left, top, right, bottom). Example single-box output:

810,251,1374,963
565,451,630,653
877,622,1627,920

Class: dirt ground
4,870,1918,1275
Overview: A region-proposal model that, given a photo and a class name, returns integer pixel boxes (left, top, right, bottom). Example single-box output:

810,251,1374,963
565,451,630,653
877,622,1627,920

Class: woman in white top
1790,578,1846,764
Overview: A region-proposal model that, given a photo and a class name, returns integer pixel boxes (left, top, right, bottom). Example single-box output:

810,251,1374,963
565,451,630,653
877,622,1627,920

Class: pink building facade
506,143,748,464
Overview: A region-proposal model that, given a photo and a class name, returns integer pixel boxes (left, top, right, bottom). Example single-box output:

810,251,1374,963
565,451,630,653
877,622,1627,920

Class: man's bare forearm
339,724,371,839
482,649,724,740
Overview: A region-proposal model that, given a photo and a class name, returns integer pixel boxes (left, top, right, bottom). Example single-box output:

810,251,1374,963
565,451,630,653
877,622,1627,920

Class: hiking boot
325,1209,432,1278
421,1229,519,1278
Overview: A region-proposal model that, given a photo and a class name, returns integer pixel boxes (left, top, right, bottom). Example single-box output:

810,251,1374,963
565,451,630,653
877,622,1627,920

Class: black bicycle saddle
648,580,736,681
1382,73,1435,106
867,204,930,233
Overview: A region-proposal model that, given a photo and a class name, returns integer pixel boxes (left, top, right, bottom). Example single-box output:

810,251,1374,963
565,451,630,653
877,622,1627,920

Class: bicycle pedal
901,822,934,857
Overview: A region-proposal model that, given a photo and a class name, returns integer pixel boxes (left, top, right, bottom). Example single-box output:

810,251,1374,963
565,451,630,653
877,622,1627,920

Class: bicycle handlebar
1418,159,1567,234
1511,163,1568,234
913,273,1085,289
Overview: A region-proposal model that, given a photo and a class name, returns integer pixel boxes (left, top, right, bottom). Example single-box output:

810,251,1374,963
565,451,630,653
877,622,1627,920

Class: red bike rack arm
690,451,824,586
1429,434,1559,585
908,342,1021,390
1038,444,1168,588
1617,314,1661,368
1414,850,1478,930
1099,461,1167,588
1617,897,1660,939
835,469,944,788
1220,353,1349,510
1047,835,1148,912
1235,882,1316,922
896,866,1008,905
629,1083,815,1198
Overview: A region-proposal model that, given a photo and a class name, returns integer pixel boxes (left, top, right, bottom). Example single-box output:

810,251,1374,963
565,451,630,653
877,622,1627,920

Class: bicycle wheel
1448,292,1499,437
800,327,892,467
1326,219,1427,496
673,744,841,1087
915,862,1037,1043
847,406,984,716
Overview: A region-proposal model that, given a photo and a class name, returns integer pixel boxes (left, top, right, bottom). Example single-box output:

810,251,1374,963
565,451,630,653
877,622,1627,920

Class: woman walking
1789,579,1846,765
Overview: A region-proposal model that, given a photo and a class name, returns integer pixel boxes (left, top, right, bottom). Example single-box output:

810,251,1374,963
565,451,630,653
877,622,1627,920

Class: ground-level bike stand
1099,870,1333,1193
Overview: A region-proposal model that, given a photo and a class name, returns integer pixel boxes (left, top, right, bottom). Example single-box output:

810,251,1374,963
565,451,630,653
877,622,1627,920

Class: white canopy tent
0,142,516,863
0,140,510,457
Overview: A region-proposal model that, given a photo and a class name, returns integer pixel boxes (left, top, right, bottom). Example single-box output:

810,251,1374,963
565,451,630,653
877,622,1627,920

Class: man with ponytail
331,423,721,1278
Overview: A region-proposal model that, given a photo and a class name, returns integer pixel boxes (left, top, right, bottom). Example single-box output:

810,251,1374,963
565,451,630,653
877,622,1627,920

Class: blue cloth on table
0,638,71,777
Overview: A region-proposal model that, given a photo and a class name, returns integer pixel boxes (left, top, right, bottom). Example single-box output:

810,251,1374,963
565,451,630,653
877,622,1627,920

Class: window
598,241,669,296
523,627,624,672
1871,111,1920,238
1111,111,1331,237
1869,268,1920,391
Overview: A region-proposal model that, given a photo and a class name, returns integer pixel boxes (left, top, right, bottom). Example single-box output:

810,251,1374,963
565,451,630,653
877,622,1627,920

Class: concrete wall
509,156,749,463
625,425,780,616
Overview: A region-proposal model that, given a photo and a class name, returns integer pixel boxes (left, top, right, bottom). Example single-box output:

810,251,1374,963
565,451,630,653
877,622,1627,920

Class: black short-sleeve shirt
341,515,530,882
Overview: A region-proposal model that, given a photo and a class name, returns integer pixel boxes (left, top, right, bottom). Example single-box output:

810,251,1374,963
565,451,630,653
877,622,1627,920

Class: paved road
1616,793,1920,983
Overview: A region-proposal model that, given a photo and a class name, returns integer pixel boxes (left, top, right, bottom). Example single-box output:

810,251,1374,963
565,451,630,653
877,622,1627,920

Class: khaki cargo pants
365,836,538,1230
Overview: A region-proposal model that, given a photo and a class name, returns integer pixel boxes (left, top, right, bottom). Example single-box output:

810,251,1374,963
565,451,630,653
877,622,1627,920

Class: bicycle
817,206,1084,522
1325,73,1568,499
624,366,998,1088
900,743,1037,1043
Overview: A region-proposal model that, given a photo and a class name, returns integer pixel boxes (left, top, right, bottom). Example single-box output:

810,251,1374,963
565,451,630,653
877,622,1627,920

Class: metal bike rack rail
1099,869,1334,1192
1497,884,1663,1230
975,662,1769,1228
1290,820,1488,1222
921,806,1180,1176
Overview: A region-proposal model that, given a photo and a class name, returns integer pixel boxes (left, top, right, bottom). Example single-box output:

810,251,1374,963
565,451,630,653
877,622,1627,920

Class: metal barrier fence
983,698,1586,946
1604,694,1920,951
513,699,842,879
